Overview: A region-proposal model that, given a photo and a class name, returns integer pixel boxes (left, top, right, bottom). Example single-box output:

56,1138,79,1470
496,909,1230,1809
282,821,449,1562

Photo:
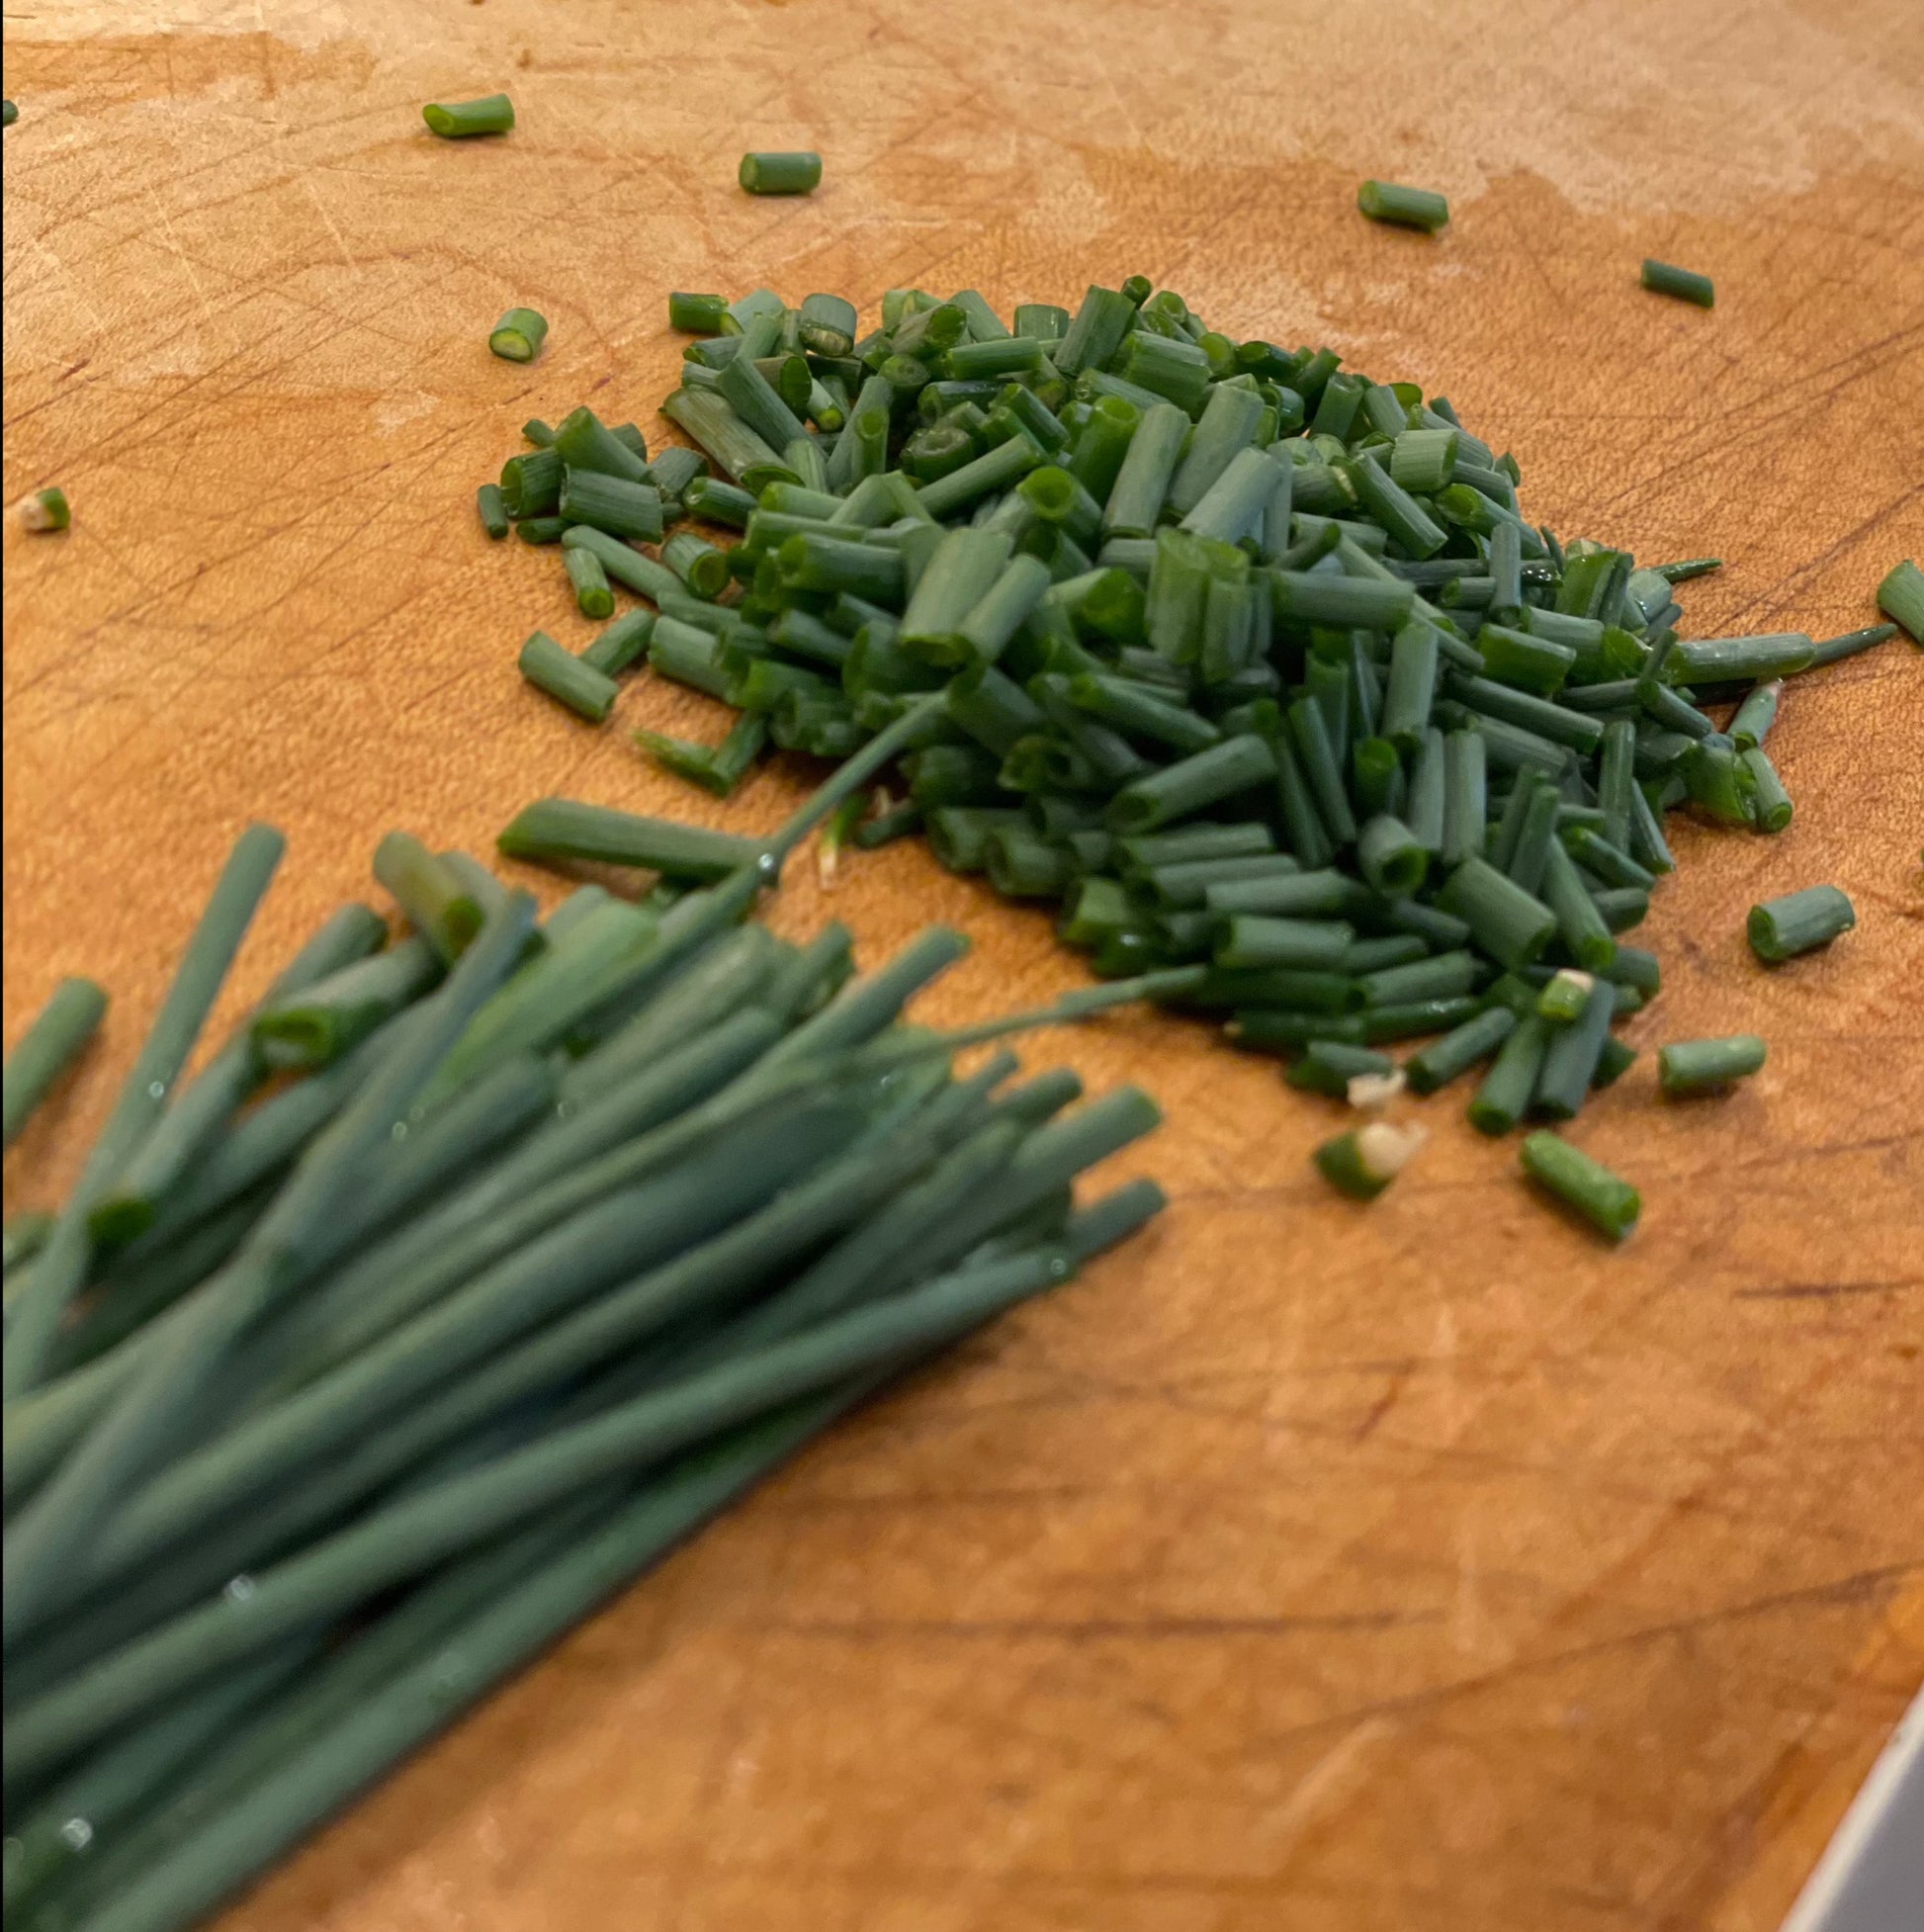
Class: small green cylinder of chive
1315,1121,1428,1200
1106,735,1278,834
476,483,510,540
1530,977,1616,1121
557,470,664,542
578,609,656,677
1876,560,1924,645
1640,259,1714,307
487,307,548,363
1741,747,1793,834
1747,885,1855,963
422,93,515,137
1534,969,1595,1024
1521,1131,1640,1241
519,630,617,723
661,531,731,600
563,545,616,620
1286,1041,1396,1098
17,487,69,532
1356,815,1428,897
1468,1010,1551,1134
1402,1006,1516,1097
740,150,822,195
1357,179,1449,232
1658,1034,1766,1098
669,292,730,334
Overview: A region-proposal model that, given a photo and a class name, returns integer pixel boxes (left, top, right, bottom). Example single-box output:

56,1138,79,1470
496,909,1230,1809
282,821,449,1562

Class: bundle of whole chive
0,777,1170,1932
474,278,1906,1241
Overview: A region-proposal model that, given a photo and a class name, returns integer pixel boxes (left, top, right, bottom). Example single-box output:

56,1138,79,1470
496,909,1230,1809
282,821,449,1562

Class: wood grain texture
4,1,1923,1926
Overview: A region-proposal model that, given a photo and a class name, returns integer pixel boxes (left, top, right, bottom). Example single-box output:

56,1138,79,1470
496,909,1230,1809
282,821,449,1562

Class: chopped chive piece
518,630,618,723
578,608,656,677
682,476,756,528
1315,1121,1428,1199
1740,747,1793,834
1877,560,1924,644
1658,1034,1766,1097
1747,884,1855,962
558,469,664,542
1650,557,1720,583
1356,179,1449,232
1404,1006,1516,1096
1530,977,1616,1120
422,93,515,137
739,150,822,195
4,977,109,1148
1437,857,1556,969
1,101,16,128
1287,1041,1396,1098
1521,1131,1640,1240
563,525,680,600
563,544,616,620
1640,259,1714,307
18,486,69,532
661,530,731,599
486,307,547,362
476,483,510,540
668,291,729,333
1535,968,1595,1024
1468,1010,1551,1134
498,798,767,881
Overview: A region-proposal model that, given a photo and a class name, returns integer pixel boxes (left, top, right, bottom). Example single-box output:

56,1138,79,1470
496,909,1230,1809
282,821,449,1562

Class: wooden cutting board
5,2,1922,1925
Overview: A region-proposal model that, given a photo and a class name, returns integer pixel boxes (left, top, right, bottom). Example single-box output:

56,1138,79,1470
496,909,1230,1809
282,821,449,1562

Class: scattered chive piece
1641,259,1714,307
4,977,110,1148
1658,1034,1766,1097
1535,968,1595,1024
17,486,69,532
579,608,656,677
1877,560,1924,644
2,100,16,128
739,150,822,195
1315,1121,1428,1199
1286,1041,1396,1098
563,545,616,620
476,483,510,540
1356,179,1449,232
668,292,730,334
1404,1006,1516,1097
422,93,515,138
374,832,484,964
518,631,618,723
1520,1130,1640,1241
497,797,767,881
487,307,548,363
1747,884,1855,963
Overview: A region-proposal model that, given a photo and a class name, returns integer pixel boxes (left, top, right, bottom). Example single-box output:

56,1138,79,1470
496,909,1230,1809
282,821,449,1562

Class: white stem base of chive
1356,1120,1426,1179
1346,1071,1407,1109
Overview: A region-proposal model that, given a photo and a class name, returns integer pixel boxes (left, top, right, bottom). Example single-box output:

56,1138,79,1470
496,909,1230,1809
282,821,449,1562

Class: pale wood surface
4,1,1923,1926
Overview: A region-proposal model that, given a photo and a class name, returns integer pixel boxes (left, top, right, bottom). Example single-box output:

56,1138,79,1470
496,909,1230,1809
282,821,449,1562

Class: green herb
1877,560,1924,644
486,307,548,362
1657,1034,1766,1097
1315,1121,1428,1198
421,93,514,138
18,485,69,532
518,631,619,723
3,976,109,1147
1640,259,1714,307
1747,884,1856,962
739,150,822,195
1356,179,1449,232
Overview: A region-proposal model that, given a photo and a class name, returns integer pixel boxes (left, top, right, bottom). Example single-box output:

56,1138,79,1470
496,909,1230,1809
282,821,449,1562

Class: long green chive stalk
468,279,1906,1248
0,818,1169,1926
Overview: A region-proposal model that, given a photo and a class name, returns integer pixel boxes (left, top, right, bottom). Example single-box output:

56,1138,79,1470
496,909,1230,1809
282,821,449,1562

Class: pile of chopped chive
475,278,1912,1237
0,763,1174,1932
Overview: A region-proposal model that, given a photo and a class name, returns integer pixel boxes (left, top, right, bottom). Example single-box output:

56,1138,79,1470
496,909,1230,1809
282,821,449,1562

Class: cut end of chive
488,307,549,363
1316,1120,1428,1199
1876,559,1924,645
739,150,822,196
1520,1130,1640,1242
1346,1071,1406,1109
1640,259,1715,307
1746,884,1856,964
18,486,70,533
422,93,515,138
1357,179,1449,233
